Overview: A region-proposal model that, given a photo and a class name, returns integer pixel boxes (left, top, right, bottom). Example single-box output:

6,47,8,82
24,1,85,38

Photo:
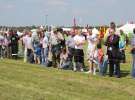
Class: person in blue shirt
119,30,126,63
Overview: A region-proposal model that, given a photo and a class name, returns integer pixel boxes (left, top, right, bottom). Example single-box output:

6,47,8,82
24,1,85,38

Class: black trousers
109,60,120,77
11,44,18,59
74,49,84,71
51,44,61,67
74,49,84,63
27,49,34,63
68,47,75,61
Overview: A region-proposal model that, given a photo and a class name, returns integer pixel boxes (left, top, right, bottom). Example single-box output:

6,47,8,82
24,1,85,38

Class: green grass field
0,49,135,100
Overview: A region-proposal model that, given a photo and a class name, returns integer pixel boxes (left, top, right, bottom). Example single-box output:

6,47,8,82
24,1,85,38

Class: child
34,44,42,64
46,46,52,67
60,48,71,70
97,43,108,76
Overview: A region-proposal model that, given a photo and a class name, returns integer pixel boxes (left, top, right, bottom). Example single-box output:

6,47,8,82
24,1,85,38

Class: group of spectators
0,22,135,79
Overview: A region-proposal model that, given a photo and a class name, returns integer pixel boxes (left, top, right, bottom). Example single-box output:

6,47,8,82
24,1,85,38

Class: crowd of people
0,22,135,79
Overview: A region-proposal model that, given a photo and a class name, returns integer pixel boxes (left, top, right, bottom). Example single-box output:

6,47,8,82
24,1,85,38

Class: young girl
46,45,52,67
34,44,42,64
97,43,105,75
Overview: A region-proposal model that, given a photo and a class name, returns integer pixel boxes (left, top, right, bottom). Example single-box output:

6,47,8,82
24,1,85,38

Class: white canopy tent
62,28,71,32
118,23,135,34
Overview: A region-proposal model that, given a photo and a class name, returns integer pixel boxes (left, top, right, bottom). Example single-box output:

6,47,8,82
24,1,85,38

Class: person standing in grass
26,32,34,63
131,28,135,78
0,32,4,59
22,31,29,63
10,30,19,59
85,29,99,75
3,33,9,58
119,30,126,63
60,48,71,70
105,29,121,78
41,30,49,65
74,29,85,72
7,30,12,59
66,29,75,71
49,28,64,68
34,44,42,64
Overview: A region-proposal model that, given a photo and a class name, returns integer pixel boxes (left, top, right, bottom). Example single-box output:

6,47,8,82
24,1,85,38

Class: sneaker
0,57,3,59
93,72,96,75
80,68,84,72
93,68,96,75
84,70,92,74
73,67,77,72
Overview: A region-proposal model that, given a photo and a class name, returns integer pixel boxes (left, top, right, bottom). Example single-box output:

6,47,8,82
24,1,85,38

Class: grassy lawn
0,49,135,100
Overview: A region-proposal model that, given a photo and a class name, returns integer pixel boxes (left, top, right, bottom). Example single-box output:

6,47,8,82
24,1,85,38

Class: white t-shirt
22,35,28,48
42,36,48,48
87,34,97,50
23,36,33,49
74,35,85,50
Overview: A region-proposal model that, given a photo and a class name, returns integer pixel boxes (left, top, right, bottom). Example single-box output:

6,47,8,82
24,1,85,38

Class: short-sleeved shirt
74,35,85,50
66,35,75,48
49,32,64,45
42,36,49,48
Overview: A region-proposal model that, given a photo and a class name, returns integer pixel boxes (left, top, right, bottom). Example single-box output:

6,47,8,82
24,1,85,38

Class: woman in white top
86,29,99,75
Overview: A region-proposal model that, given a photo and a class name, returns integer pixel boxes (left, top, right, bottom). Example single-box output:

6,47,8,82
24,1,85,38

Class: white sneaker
1,57,3,59
73,67,77,72
85,70,91,74
80,68,84,72
93,68,96,75
93,72,96,75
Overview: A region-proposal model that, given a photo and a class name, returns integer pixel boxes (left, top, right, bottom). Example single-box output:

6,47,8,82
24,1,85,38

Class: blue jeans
42,48,48,65
99,59,108,76
131,54,135,78
61,61,72,70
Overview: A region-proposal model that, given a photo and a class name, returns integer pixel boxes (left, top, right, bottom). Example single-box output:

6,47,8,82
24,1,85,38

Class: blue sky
0,0,134,26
